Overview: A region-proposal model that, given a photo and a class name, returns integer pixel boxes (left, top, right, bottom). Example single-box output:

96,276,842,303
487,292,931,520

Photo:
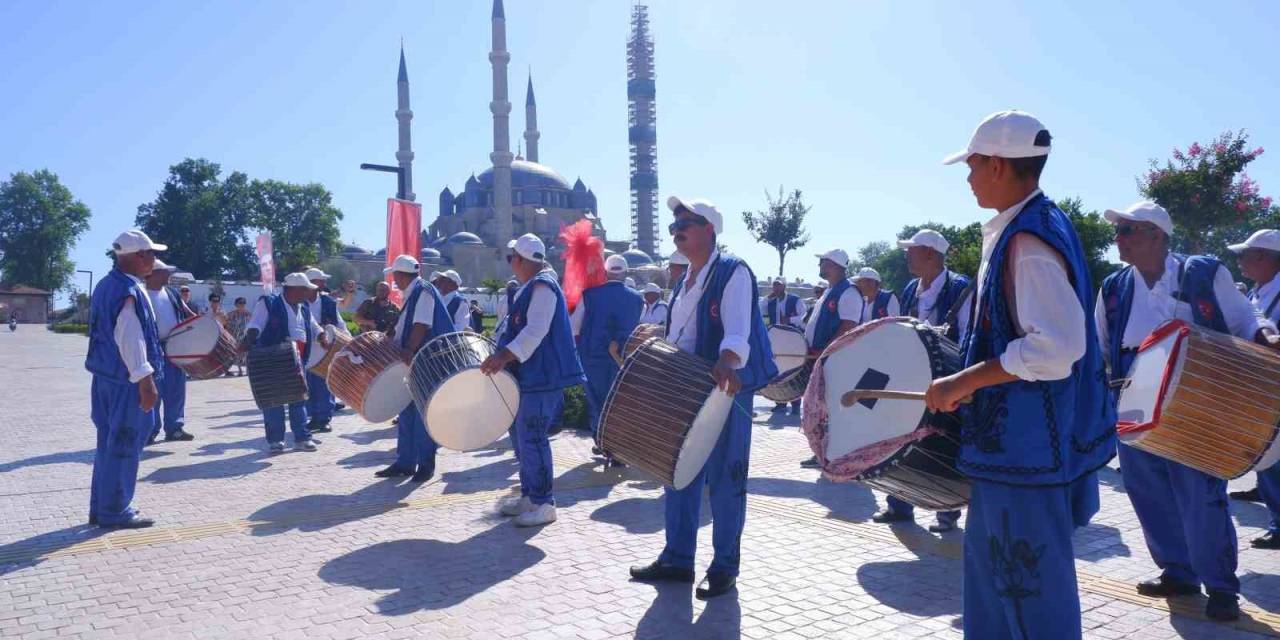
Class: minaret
489,0,514,245
395,45,415,201
627,3,658,256
524,72,540,163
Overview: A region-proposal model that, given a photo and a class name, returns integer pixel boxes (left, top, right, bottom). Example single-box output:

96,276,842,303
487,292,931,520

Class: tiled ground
2,329,1279,639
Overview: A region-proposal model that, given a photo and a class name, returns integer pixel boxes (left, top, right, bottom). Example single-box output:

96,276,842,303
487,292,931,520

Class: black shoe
309,421,332,433
695,572,737,600
164,430,195,442
928,520,956,533
1136,576,1200,597
334,403,346,412
1205,591,1240,622
374,465,413,478
591,445,604,456
629,560,695,584
410,463,435,483
87,514,98,526
608,457,626,468
871,509,913,524
101,515,154,530
1252,531,1280,549
799,455,820,469
1229,487,1262,502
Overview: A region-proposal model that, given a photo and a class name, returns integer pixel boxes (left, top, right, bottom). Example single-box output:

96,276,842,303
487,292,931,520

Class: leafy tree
480,277,505,293
0,170,91,291
135,158,256,279
742,187,811,276
1056,197,1120,286
246,179,343,275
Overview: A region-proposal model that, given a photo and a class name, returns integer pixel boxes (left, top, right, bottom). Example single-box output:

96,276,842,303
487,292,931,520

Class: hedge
51,323,89,335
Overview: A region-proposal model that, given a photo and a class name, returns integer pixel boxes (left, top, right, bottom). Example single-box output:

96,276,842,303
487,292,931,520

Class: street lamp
76,269,94,295
359,163,406,201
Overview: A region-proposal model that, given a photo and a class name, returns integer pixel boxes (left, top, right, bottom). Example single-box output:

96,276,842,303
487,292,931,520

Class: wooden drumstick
839,389,972,408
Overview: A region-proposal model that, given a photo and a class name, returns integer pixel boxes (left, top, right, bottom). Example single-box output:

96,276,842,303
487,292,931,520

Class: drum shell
855,430,970,511
246,342,309,409
758,362,812,403
409,332,520,450
308,329,353,378
165,314,238,380
623,323,666,359
326,332,412,423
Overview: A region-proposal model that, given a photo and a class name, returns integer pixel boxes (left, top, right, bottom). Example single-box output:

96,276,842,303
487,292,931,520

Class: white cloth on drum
803,285,862,345
667,251,750,367
248,298,321,341
147,288,180,339
506,271,557,363
115,282,155,383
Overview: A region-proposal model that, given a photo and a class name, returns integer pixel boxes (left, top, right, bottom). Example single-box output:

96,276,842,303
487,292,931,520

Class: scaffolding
627,3,659,257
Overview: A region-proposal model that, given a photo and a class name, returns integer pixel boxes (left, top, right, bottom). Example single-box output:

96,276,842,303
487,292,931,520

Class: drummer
570,254,643,449
852,267,898,321
628,196,776,600
898,229,972,344
480,234,585,527
378,255,454,482
1096,203,1277,621
802,282,825,324
143,259,196,445
638,283,668,326
495,278,518,327
304,267,347,434
799,249,863,466
430,269,471,332
1228,228,1280,551
239,272,330,453
760,277,806,416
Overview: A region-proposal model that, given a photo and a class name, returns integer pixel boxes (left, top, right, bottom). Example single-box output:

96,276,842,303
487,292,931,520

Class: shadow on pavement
0,525,107,577
246,481,421,535
0,448,172,473
1241,571,1280,613
143,449,272,483
856,559,962,618
748,476,878,522
589,495,709,535
634,581,741,639
336,450,396,470
338,425,397,446
439,456,520,495
1073,523,1131,561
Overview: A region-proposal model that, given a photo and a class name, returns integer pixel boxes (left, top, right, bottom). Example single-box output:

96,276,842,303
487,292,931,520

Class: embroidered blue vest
85,268,166,384
579,281,643,364
810,278,854,352
900,270,970,342
870,289,895,320
397,281,454,353
667,254,778,393
499,272,586,392
765,294,801,326
961,193,1115,486
255,294,314,363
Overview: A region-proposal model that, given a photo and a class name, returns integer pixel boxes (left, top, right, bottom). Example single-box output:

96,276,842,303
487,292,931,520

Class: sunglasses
506,254,515,263
1114,224,1143,237
668,217,709,235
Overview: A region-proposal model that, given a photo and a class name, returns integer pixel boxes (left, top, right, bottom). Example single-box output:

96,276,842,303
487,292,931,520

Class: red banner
255,233,275,294
385,198,422,306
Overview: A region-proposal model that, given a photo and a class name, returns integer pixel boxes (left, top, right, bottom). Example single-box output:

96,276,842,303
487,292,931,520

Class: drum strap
1265,290,1280,320
944,280,976,330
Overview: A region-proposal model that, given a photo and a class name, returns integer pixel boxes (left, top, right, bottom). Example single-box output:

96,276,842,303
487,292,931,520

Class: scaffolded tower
627,3,658,256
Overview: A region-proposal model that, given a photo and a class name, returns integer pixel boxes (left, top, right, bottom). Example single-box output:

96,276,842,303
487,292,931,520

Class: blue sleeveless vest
870,289,895,320
255,294,314,363
579,281,643,364
961,193,1115,486
397,280,454,352
446,296,464,329
315,293,340,326
85,268,165,384
499,272,586,392
766,294,801,326
666,253,778,393
810,278,854,352
900,270,970,342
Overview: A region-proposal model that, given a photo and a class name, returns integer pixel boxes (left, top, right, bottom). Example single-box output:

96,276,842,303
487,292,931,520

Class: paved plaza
2,329,1280,639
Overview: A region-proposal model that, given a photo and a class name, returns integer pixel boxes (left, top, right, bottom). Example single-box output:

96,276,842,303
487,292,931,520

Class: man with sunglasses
628,196,777,600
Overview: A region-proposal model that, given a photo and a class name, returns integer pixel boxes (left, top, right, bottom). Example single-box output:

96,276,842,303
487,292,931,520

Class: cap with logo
1104,201,1174,237
897,229,950,255
1228,229,1280,254
112,229,167,256
667,196,724,235
943,110,1051,165
383,254,421,274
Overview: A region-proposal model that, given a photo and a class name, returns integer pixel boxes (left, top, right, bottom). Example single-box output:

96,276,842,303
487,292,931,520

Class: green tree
135,158,257,279
741,187,811,276
0,170,91,291
246,179,343,275
1057,196,1120,286
480,277,505,293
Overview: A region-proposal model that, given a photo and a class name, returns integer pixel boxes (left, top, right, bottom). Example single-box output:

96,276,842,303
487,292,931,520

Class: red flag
385,198,422,306
559,219,605,313
255,233,275,294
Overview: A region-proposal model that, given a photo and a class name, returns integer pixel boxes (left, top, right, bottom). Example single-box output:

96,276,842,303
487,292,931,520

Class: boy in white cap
639,282,669,326
798,248,863,463
143,259,196,444
85,230,168,528
628,196,777,599
481,234,585,526
928,110,1115,637
304,267,346,433
759,277,806,415
852,267,899,322
430,269,470,331
570,253,643,449
1097,204,1278,621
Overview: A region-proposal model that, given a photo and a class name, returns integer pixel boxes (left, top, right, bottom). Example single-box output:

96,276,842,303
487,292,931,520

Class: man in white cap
303,267,347,433
375,255,454,482
1227,228,1280,550
798,248,864,464
481,234,585,527
759,277,806,415
143,259,196,445
852,267,899,322
638,282,668,326
628,196,777,599
431,269,471,332
1097,203,1278,621
570,253,642,451
85,230,169,528
495,278,519,329
802,282,825,324
666,251,689,286
240,273,330,454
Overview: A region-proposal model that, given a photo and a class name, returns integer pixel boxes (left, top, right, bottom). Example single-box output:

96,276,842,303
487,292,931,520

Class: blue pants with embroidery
263,401,310,445
1118,444,1239,593
512,390,562,505
660,390,752,577
395,403,437,470
1260,465,1280,535
305,371,335,422
885,495,961,527
963,473,1098,640
582,358,619,437
90,377,155,525
150,360,186,438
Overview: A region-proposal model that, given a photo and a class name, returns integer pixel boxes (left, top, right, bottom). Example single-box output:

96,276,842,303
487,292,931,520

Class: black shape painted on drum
853,368,891,410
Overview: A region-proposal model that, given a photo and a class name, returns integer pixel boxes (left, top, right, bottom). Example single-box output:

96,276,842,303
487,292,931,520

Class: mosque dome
375,248,387,257
341,244,373,258
620,248,654,268
477,159,572,191
447,231,484,245
420,247,442,259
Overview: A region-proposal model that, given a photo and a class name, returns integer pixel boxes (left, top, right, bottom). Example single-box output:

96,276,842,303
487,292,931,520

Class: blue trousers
394,403,437,470
1118,444,1239,593
513,390,561,505
263,401,310,445
150,360,186,438
305,371,335,422
660,390,752,577
583,358,619,436
886,495,961,527
1260,464,1280,534
963,474,1098,640
89,377,155,525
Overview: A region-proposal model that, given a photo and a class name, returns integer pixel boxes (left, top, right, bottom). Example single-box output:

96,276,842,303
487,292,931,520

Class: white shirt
392,279,439,339
639,299,669,326
147,288,180,339
114,274,156,383
1251,275,1280,325
248,297,323,341
804,284,864,345
910,272,971,338
759,294,807,328
861,290,901,322
976,189,1087,382
1094,253,1265,352
439,290,470,331
506,270,559,363
667,252,751,367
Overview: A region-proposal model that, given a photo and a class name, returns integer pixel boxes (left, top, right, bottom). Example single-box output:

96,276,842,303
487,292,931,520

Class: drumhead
821,321,933,464
425,369,520,451
1116,327,1184,443
359,362,413,423
672,388,734,490
767,325,808,375
165,314,218,357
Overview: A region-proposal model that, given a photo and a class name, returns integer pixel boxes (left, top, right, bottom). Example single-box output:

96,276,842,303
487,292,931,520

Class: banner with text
385,198,422,306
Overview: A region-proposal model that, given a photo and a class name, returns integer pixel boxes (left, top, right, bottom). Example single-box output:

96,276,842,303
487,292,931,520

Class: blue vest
1100,255,1227,380
870,289,895,320
900,270,970,343
961,193,1116,486
85,268,166,384
499,272,586,392
810,278,854,352
314,293,340,326
255,294,315,363
398,281,455,353
579,281,643,364
447,296,464,329
765,294,801,326
666,254,778,393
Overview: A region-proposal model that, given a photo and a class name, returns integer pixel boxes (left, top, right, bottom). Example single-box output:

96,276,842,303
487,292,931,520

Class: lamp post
359,163,406,200
76,269,94,295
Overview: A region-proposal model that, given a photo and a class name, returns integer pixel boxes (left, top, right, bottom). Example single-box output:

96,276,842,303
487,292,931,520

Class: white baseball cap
605,254,629,273
304,267,332,281
383,254,420,274
283,272,319,289
815,248,850,268
668,251,690,266
624,277,637,289
898,229,950,255
1104,201,1174,237
667,196,724,235
1229,229,1280,254
854,267,881,283
943,110,1052,165
112,229,167,255
441,269,462,286
771,277,787,285
428,270,443,281
643,282,662,294
507,233,547,262
151,259,178,272
812,282,827,292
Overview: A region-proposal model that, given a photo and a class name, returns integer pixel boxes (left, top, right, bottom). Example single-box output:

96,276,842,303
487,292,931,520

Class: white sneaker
268,442,286,453
498,496,533,517
295,439,317,452
514,503,556,527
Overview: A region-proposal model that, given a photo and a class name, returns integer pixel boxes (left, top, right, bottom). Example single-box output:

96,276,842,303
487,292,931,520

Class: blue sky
3,1,1278,292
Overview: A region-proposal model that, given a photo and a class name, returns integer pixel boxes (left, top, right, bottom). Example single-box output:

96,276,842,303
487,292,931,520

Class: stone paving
2,329,1279,639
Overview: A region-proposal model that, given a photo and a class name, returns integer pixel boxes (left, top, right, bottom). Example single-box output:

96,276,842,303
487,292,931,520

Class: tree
0,170,91,291
742,187,811,276
480,277,505,293
246,179,343,275
135,158,257,279
1056,197,1120,286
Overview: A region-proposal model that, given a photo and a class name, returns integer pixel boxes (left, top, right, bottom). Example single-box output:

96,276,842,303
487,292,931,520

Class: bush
51,323,88,335
560,385,588,430
339,311,360,336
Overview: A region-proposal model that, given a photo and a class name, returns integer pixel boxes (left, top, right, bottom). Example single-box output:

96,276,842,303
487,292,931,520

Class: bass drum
409,332,521,451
